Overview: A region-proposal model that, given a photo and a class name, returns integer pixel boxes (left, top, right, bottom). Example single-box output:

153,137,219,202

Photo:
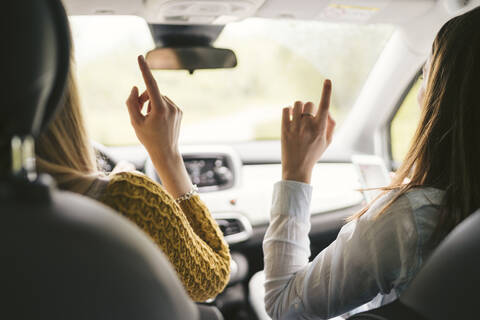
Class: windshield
71,16,394,146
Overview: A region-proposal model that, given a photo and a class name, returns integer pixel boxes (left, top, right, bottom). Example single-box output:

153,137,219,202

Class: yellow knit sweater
98,171,230,302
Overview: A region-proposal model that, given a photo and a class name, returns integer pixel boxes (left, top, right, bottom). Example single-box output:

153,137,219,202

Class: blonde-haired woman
36,56,230,302
263,7,480,320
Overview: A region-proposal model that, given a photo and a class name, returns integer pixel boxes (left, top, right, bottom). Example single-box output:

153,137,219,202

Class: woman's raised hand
125,55,193,198
281,79,336,184
126,55,182,158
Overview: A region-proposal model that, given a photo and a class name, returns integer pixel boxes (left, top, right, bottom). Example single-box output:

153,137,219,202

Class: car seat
0,1,222,319
348,209,480,320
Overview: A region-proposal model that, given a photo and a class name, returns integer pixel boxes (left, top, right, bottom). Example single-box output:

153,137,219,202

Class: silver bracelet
175,185,199,203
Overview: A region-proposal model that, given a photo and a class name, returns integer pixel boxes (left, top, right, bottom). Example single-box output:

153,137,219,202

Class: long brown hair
350,7,480,241
35,64,100,194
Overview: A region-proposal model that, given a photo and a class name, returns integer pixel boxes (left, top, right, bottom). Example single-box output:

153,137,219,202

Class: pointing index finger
316,79,332,126
138,55,163,108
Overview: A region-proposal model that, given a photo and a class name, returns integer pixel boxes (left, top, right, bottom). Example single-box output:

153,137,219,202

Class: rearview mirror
146,46,237,74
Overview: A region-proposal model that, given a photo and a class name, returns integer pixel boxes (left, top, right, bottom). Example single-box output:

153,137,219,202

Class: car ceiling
63,0,470,24
63,0,479,50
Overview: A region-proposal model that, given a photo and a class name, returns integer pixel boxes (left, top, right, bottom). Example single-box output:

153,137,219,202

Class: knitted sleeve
99,171,230,302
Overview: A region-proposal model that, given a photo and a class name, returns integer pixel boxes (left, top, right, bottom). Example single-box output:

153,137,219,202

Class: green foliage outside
390,77,422,163
71,17,394,146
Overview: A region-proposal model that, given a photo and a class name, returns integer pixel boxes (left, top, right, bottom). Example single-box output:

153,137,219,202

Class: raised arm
121,55,230,300
125,55,193,199
263,81,421,319
264,80,335,318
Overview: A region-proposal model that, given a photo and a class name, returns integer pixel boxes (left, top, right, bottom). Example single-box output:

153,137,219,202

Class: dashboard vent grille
214,213,252,244
218,219,243,236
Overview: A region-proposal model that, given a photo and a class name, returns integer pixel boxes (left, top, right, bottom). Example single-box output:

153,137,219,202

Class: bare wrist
149,151,193,198
282,168,312,184
148,147,182,168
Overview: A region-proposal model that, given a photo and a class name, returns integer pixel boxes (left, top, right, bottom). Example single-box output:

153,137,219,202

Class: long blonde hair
36,65,100,194
349,7,480,242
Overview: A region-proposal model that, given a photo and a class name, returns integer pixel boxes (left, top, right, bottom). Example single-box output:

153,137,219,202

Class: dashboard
97,142,365,245
146,152,237,192
142,145,364,227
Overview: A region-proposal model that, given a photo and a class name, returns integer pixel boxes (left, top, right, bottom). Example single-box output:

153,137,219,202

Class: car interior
1,2,222,319
2,0,480,319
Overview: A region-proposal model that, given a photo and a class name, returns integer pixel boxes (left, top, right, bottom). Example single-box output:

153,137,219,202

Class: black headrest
0,0,70,139
0,189,200,320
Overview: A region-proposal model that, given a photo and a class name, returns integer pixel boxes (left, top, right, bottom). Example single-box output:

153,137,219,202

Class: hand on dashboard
125,55,193,198
281,79,335,184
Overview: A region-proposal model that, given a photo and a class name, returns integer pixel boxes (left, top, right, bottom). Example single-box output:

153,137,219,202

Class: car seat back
0,1,220,319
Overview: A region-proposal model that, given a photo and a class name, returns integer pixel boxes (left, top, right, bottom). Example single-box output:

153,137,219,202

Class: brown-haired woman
263,7,480,319
35,56,230,302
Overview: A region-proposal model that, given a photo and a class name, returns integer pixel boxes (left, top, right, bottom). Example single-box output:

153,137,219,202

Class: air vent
218,219,242,236
214,213,252,244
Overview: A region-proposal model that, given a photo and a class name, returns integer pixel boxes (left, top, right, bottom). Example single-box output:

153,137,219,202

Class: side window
390,75,422,164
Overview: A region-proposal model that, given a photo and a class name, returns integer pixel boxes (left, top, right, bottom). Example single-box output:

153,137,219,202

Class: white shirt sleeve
263,180,420,320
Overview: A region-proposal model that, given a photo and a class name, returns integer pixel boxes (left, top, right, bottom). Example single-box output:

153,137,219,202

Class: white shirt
263,180,444,320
